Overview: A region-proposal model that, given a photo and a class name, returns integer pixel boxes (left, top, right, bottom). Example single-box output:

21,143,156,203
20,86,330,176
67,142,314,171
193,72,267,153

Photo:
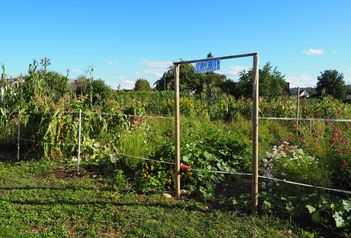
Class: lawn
0,159,310,238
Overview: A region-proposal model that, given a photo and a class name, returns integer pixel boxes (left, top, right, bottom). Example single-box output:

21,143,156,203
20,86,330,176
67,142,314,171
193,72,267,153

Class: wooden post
303,96,307,116
309,118,312,134
296,87,300,126
17,113,21,161
252,54,259,212
173,52,260,201
77,109,82,175
174,64,181,197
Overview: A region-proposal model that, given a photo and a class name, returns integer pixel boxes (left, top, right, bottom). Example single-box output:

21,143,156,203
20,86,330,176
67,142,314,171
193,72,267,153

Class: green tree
154,64,200,92
41,71,69,101
316,70,346,99
134,79,151,91
73,76,110,103
218,79,239,98
346,84,351,95
237,62,288,98
74,75,89,96
155,53,232,94
154,64,227,94
91,79,111,103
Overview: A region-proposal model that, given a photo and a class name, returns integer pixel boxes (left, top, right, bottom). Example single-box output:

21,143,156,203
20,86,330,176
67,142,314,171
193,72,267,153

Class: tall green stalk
1,64,6,87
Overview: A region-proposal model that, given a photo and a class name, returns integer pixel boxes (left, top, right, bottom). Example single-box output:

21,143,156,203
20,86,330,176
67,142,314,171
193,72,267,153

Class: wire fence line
17,136,351,195
111,152,176,165
84,111,174,120
20,137,77,147
19,110,174,119
13,109,351,196
12,109,351,122
260,116,351,123
258,175,351,195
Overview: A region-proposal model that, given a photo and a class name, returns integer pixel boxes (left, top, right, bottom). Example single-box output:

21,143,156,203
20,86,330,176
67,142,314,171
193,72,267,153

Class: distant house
299,90,310,98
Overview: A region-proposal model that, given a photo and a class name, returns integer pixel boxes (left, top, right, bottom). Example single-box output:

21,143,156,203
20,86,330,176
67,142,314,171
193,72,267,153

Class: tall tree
316,70,346,99
346,85,351,95
134,79,151,91
74,75,89,96
91,79,111,103
154,64,227,94
154,64,203,93
237,62,288,98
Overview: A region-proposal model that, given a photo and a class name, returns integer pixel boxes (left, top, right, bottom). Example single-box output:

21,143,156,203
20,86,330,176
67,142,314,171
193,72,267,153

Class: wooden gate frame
173,53,260,211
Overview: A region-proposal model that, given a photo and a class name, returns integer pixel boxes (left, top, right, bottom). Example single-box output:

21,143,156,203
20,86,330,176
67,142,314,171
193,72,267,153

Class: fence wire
13,110,351,196
20,110,173,120
260,116,351,123
20,136,351,195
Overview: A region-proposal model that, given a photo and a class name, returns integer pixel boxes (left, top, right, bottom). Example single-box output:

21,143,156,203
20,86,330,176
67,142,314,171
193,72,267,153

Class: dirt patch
27,226,47,235
34,165,104,183
214,179,252,198
35,166,81,181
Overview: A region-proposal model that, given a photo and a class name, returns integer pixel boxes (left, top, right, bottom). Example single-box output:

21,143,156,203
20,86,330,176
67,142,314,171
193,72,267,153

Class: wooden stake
309,118,312,134
296,87,300,126
174,64,181,197
77,109,82,175
173,52,260,202
17,113,21,161
252,54,259,212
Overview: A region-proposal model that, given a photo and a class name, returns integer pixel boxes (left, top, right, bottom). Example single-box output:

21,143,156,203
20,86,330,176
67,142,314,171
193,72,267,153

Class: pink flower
325,120,332,126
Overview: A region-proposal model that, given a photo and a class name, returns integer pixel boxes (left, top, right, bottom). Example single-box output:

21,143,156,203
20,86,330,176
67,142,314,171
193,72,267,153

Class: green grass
0,160,311,237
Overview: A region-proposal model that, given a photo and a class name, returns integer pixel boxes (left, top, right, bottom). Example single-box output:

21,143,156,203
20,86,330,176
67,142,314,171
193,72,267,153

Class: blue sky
1,0,351,88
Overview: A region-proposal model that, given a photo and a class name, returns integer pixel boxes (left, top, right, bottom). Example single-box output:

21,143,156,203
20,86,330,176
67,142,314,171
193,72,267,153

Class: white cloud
110,84,120,90
286,75,316,88
110,77,136,90
107,60,118,65
103,75,135,90
136,58,172,79
119,80,135,90
303,49,324,55
135,69,164,77
347,67,351,72
140,58,172,68
223,66,251,76
68,68,81,74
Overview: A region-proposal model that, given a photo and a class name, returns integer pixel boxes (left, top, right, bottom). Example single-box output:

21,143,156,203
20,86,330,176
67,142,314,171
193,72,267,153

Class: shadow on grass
0,196,210,213
0,186,102,191
0,184,210,212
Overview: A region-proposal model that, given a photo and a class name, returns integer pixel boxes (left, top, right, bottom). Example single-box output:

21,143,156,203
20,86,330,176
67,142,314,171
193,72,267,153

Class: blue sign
195,59,220,74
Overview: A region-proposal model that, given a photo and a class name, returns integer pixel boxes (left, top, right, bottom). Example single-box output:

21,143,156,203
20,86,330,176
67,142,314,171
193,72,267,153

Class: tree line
139,54,350,100
1,57,350,101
